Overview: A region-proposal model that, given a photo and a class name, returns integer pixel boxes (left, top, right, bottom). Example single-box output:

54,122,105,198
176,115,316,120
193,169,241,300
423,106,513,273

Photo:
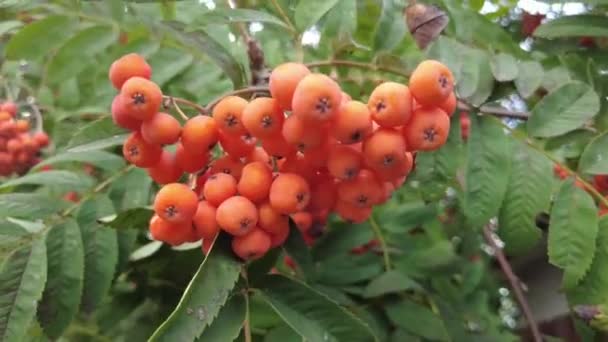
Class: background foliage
1,0,608,341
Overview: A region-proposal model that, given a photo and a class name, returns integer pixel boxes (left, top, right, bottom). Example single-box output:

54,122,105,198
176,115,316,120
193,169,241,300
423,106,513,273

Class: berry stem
163,95,206,115
204,86,270,112
270,0,297,35
458,101,529,120
369,214,391,271
169,96,190,121
306,60,410,78
482,223,542,342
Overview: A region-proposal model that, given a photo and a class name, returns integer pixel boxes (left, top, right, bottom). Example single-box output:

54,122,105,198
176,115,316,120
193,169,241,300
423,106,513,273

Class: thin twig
170,97,189,121
369,214,391,271
270,0,296,34
204,86,270,112
163,95,206,115
457,101,529,120
241,268,252,342
307,60,410,78
482,225,542,342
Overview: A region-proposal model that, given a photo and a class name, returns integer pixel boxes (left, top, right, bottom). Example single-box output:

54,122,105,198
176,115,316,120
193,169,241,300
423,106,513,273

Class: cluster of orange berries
0,101,49,176
107,52,455,260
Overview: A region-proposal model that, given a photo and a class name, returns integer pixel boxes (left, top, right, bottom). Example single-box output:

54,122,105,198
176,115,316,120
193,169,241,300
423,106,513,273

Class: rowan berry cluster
108,53,455,261
0,101,49,176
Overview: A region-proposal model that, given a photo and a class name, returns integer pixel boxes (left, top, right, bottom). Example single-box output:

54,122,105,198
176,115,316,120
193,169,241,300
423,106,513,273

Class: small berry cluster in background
108,53,455,261
0,101,49,176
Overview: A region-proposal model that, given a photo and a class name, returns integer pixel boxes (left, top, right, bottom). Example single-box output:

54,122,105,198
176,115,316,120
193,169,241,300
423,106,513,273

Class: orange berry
337,169,383,208
261,134,297,159
292,73,342,123
181,115,218,153
332,100,373,144
246,146,273,170
175,142,209,173
0,111,11,121
203,173,238,206
193,201,219,239
210,155,245,180
269,62,311,111
291,212,312,233
0,102,18,116
120,77,162,121
231,227,271,260
308,173,337,212
32,132,49,148
327,144,362,180
278,153,316,181
341,91,352,103
282,114,325,152
367,82,413,127
335,200,372,223
258,201,289,235
269,173,310,214
218,130,256,158
108,53,152,90
212,95,248,135
201,237,214,255
238,161,273,203
403,107,450,151
111,95,142,131
122,131,162,167
141,112,181,145
15,119,29,133
363,128,406,175
6,138,21,154
149,214,194,246
147,150,182,184
19,134,36,152
409,60,454,106
216,195,258,236
594,175,608,192
302,138,333,170
153,183,199,224
242,97,284,139
269,222,289,248
460,111,470,141
439,92,457,116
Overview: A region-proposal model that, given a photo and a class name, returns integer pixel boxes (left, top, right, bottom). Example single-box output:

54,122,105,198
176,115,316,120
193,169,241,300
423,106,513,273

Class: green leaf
149,233,241,341
0,170,94,191
528,82,600,138
196,8,288,29
464,50,494,106
0,237,47,342
264,324,300,342
579,131,608,174
130,241,163,261
0,193,66,219
323,0,357,37
567,217,608,306
67,117,126,150
377,202,439,233
0,20,22,36
107,0,125,22
373,0,406,51
317,253,383,285
148,48,194,86
542,67,571,93
514,60,544,98
256,274,378,342
385,299,448,341
77,197,119,313
427,37,463,82
47,25,118,83
197,294,245,342
363,270,422,298
498,142,553,255
5,15,77,60
312,221,374,260
490,53,518,82
463,116,511,227
534,15,608,38
548,178,599,289
282,219,315,279
294,0,341,31
38,219,84,339
33,150,124,172
98,207,153,230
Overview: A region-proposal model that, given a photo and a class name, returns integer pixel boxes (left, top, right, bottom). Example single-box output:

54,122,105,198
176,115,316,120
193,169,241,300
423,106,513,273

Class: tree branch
204,86,270,112
482,224,543,342
457,101,529,120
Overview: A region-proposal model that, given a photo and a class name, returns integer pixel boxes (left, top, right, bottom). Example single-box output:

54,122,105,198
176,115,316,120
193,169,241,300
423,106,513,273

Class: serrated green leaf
490,53,518,82
373,0,406,51
47,25,118,83
579,131,608,174
514,60,544,99
323,0,357,37
38,219,84,339
542,67,571,93
427,37,463,82
33,150,124,172
0,193,66,219
107,0,125,22
317,253,383,285
67,134,129,153
464,50,494,106
567,217,608,306
294,0,341,31
149,233,241,341
256,274,378,342
0,237,47,342
77,196,119,313
312,221,374,260
0,170,94,191
548,178,599,289
98,207,153,230
385,299,448,341
130,240,163,261
282,219,315,279
148,48,194,86
463,116,511,227
196,8,288,29
0,20,22,36
534,15,608,38
116,230,137,274
196,294,245,342
363,270,422,298
498,142,553,255
67,117,124,148
5,15,77,60
528,82,600,138
264,323,300,342
545,129,594,159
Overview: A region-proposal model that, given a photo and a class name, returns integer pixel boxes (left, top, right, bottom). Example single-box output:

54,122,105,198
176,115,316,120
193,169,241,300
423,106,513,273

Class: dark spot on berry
375,101,386,112
240,218,251,230
128,145,139,157
357,195,368,205
383,155,394,166
132,93,146,105
424,127,437,141
345,168,356,179
315,97,331,114
296,192,305,203
261,115,273,128
439,75,448,88
165,205,178,218
350,130,361,142
222,168,231,174
225,114,238,127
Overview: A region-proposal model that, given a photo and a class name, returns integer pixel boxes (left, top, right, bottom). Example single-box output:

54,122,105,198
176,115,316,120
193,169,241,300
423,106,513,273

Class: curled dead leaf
405,3,449,50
